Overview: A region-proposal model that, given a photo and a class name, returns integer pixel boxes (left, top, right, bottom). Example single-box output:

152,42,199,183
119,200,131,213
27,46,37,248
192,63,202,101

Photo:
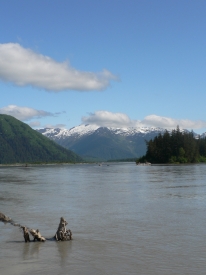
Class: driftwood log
0,212,72,242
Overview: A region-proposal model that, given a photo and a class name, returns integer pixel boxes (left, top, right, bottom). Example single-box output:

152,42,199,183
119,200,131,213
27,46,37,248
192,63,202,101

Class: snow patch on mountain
110,126,165,136
38,124,167,139
38,124,206,139
38,124,100,139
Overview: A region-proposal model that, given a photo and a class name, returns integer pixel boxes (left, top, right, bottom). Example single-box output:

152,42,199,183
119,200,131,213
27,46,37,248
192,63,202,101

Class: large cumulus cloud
0,43,117,91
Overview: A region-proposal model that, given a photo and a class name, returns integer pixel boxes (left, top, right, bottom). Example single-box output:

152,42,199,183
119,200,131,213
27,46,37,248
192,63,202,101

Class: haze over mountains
37,124,173,161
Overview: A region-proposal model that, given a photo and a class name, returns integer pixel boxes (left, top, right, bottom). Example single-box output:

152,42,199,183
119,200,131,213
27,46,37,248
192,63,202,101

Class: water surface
0,163,206,275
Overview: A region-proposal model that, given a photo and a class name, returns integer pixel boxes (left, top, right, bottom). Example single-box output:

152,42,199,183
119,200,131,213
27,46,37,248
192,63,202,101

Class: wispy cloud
0,43,118,91
0,105,53,121
82,111,206,130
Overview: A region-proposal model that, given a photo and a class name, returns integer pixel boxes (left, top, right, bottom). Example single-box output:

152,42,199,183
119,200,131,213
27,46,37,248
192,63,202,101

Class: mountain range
37,124,171,161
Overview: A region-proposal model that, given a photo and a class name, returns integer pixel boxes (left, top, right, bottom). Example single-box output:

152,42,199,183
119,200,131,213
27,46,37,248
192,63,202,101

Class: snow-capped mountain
37,125,205,161
37,124,167,161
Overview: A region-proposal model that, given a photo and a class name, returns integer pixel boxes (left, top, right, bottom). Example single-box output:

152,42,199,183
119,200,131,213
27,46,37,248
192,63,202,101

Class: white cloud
142,115,206,129
0,43,118,91
0,105,53,121
82,111,206,130
82,111,141,128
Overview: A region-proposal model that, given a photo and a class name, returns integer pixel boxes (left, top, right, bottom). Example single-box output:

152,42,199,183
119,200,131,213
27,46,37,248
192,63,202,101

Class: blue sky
1,0,206,133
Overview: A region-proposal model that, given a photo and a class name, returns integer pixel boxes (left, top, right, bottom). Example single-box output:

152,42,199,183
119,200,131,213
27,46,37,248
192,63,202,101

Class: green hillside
0,114,83,164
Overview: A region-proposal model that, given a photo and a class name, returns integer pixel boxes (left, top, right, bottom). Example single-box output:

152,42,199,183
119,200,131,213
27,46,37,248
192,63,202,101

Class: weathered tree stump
54,217,72,241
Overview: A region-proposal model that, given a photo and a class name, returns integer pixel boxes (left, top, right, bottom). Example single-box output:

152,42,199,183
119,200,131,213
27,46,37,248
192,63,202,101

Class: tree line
137,126,206,164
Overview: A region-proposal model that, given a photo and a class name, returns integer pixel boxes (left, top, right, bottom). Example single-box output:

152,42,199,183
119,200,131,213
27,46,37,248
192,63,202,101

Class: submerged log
54,217,72,241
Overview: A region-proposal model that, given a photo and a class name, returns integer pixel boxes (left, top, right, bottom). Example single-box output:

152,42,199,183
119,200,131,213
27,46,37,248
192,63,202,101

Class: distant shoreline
0,162,80,167
1,162,205,168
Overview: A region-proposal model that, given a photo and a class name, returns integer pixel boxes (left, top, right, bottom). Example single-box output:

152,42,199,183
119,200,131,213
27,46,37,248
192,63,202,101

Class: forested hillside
0,114,83,164
138,126,206,164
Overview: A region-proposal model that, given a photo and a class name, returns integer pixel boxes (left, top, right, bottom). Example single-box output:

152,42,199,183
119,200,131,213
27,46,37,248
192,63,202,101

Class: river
0,163,206,275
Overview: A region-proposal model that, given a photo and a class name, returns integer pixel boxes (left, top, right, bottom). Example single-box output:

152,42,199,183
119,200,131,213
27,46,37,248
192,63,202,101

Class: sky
0,0,206,134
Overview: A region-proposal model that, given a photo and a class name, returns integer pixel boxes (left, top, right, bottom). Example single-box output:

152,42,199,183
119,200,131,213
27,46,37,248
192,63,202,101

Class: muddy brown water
0,163,206,275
